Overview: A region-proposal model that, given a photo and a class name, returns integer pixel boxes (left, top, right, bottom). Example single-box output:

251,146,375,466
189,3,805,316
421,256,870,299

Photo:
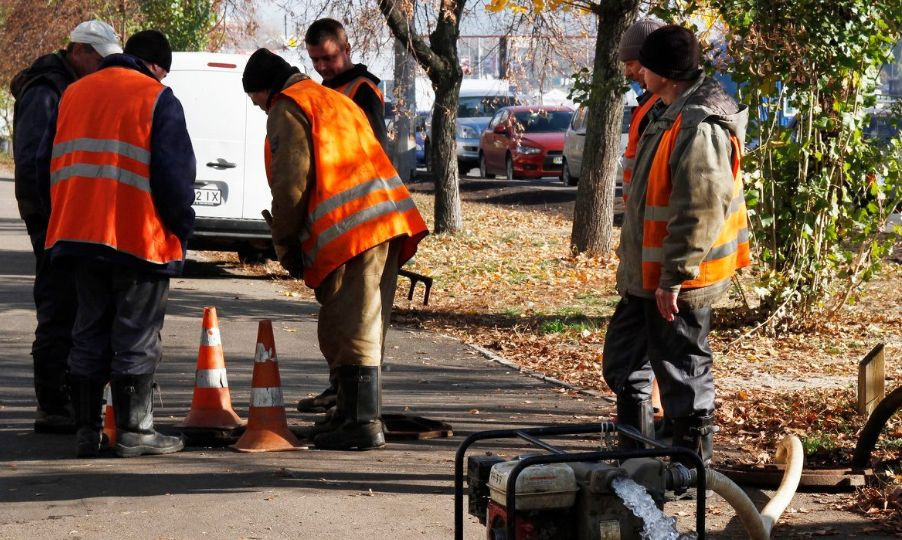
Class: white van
166,52,279,260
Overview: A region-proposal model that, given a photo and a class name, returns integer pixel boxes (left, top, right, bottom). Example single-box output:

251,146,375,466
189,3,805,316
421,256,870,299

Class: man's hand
655,287,679,322
280,248,304,279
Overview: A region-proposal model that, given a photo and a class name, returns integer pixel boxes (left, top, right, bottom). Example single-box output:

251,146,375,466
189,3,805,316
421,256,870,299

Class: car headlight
456,125,478,139
515,144,541,155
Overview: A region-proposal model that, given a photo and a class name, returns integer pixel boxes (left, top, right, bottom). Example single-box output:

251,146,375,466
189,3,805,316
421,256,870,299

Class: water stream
611,476,697,540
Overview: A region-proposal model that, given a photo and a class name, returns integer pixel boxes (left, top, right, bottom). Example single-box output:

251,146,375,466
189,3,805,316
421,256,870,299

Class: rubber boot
33,371,75,434
314,365,385,450
111,374,184,458
294,406,344,440
297,371,338,412
671,414,716,469
616,398,655,450
70,376,105,458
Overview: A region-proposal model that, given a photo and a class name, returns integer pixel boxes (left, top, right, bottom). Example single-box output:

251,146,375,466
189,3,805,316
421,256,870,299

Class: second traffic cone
232,320,304,452
651,378,665,422
181,306,244,430
102,383,116,447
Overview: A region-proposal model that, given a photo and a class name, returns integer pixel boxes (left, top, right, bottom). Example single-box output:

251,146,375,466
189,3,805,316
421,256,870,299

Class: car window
572,106,587,131
512,110,573,133
488,110,504,129
458,95,518,118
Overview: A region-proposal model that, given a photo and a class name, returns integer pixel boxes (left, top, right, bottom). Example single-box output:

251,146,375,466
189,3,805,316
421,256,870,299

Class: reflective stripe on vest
44,67,183,265
622,93,660,203
272,79,428,288
335,76,384,105
641,112,750,290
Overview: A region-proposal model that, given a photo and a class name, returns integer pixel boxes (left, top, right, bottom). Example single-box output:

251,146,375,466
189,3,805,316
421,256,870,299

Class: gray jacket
616,74,749,308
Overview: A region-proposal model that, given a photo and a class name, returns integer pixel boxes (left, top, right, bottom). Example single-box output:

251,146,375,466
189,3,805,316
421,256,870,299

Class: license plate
194,188,222,206
552,156,563,164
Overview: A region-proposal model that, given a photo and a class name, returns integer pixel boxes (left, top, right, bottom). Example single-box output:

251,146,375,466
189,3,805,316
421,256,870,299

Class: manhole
716,464,871,489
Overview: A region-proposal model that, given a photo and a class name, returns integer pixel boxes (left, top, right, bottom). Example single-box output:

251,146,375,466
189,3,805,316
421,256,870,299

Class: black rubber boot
70,376,105,458
33,373,75,434
293,406,344,439
314,365,385,450
297,372,338,412
111,374,184,458
671,415,716,467
616,398,655,450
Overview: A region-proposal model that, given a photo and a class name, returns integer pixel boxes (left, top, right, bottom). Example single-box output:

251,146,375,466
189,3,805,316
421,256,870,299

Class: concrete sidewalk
0,174,892,539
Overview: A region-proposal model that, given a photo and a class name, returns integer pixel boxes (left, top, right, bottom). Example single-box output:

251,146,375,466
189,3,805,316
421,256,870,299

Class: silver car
561,102,634,188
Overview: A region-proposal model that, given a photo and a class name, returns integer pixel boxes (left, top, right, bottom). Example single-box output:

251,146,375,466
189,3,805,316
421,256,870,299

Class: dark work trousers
30,233,77,413
602,295,714,419
68,260,170,380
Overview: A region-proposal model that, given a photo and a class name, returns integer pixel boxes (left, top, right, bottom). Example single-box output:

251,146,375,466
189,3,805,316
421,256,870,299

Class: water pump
454,423,706,540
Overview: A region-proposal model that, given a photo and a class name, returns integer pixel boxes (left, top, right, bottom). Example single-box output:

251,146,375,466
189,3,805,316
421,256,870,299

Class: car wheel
479,153,495,178
563,160,578,186
505,154,515,181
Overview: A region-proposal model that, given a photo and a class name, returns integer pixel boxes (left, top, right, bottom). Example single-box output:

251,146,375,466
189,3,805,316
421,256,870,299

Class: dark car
478,105,574,179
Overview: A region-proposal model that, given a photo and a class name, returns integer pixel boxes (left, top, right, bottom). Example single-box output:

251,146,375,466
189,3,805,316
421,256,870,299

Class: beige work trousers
314,237,403,368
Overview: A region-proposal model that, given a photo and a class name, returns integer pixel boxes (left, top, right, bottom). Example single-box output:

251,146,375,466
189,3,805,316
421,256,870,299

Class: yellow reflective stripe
52,137,151,164
308,176,404,226
50,164,150,192
305,197,417,263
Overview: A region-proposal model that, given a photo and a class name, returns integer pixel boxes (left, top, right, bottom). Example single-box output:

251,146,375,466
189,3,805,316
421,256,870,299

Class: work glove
279,248,304,279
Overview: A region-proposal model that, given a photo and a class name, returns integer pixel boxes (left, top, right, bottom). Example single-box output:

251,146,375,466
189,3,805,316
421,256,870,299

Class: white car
561,91,638,188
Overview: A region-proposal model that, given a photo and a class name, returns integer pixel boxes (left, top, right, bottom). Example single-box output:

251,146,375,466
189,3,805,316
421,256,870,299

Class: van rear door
166,62,248,223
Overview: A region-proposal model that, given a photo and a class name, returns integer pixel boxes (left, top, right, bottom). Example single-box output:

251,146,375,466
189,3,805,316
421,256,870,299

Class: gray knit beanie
618,19,665,61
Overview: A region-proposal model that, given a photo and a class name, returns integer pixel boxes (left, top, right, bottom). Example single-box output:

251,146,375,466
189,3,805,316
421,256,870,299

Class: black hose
852,386,902,468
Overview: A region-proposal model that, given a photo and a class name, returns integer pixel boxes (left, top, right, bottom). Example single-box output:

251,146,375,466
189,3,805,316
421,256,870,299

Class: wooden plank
858,344,885,416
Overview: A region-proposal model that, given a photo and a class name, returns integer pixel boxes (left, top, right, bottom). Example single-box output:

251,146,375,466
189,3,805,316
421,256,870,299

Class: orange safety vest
641,113,750,290
622,93,660,203
334,76,384,106
45,67,183,265
270,79,427,288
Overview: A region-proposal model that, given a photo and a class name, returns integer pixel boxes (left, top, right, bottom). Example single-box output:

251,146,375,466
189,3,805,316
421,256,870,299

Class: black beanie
638,25,701,81
242,48,299,93
124,30,172,72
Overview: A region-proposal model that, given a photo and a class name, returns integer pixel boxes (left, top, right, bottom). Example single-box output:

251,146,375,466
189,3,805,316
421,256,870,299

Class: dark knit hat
638,25,701,81
619,19,664,61
242,48,299,93
124,30,172,72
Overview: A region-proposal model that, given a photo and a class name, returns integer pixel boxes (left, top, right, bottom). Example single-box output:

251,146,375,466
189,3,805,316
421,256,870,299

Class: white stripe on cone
251,387,284,407
201,327,222,347
195,368,228,388
254,342,275,363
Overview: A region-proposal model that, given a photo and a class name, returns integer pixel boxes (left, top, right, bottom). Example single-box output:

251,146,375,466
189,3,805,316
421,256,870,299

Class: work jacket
622,91,660,203
616,74,750,308
10,51,77,240
265,74,427,289
323,64,388,151
44,54,196,275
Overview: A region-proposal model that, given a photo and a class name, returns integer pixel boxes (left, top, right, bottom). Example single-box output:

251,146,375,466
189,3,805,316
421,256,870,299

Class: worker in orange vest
242,49,428,450
305,18,388,152
602,26,749,466
297,19,391,415
45,30,195,458
11,20,122,435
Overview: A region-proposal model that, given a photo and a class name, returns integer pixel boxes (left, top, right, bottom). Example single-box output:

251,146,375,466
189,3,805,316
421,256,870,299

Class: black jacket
11,51,77,240
323,64,388,151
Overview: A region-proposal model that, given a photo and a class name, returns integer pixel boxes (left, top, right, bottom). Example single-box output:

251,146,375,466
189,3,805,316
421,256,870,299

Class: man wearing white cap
10,19,121,434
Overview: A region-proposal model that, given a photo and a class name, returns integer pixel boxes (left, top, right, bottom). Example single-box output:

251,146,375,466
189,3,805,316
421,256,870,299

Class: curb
465,342,615,404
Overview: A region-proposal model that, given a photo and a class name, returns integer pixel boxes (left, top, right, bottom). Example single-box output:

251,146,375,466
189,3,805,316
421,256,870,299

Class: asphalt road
0,172,893,539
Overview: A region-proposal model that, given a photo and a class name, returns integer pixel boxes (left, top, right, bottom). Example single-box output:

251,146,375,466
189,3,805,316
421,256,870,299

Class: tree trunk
570,0,640,256
391,37,417,182
428,71,463,232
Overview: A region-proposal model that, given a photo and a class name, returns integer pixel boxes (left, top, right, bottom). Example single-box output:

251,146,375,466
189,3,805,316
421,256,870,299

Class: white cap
69,20,123,57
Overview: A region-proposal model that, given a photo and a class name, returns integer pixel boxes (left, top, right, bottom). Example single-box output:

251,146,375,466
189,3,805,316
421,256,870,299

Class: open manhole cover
716,464,871,489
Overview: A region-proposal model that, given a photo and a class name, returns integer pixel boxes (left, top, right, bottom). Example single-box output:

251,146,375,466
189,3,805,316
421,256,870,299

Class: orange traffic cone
232,320,305,452
102,383,116,447
181,307,244,430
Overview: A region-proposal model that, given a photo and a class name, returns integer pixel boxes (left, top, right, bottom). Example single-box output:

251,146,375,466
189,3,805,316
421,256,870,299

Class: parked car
478,106,574,180
166,52,283,261
414,113,428,168
561,91,637,187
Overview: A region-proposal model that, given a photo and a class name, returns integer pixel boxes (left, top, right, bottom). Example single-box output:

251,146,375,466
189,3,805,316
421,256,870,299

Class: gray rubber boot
671,414,716,467
70,376,105,458
616,398,655,450
314,365,385,450
111,374,184,458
